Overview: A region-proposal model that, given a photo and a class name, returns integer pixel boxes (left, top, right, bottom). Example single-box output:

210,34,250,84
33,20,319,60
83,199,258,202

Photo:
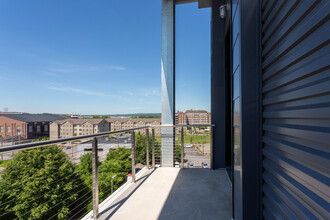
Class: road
62,135,133,163
183,147,210,168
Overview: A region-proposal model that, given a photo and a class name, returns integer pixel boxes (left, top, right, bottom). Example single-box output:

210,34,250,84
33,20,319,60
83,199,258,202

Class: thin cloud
43,71,58,76
46,84,130,101
47,85,107,97
144,89,160,97
108,65,126,71
46,65,98,73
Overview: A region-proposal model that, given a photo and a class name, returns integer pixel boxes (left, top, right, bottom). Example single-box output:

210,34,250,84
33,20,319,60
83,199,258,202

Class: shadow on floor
157,168,232,220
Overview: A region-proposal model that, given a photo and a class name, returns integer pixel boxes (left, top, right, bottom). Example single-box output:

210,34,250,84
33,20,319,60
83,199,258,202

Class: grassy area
155,134,211,144
72,140,82,143
0,160,9,167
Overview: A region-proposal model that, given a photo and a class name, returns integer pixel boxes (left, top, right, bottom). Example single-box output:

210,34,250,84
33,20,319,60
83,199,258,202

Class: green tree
134,133,153,165
34,136,49,142
174,145,185,163
106,147,132,161
98,148,132,201
76,153,101,188
0,146,90,220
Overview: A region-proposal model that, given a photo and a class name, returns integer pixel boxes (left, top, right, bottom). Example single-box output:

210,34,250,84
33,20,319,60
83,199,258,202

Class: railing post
152,128,155,168
131,131,136,183
91,137,99,219
181,128,184,168
146,128,149,168
11,123,14,145
210,126,214,169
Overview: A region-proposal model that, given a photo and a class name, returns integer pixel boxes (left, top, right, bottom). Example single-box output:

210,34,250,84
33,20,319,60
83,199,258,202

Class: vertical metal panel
240,0,263,219
161,0,175,167
262,0,330,219
91,138,99,219
131,131,136,183
146,128,149,167
211,0,231,169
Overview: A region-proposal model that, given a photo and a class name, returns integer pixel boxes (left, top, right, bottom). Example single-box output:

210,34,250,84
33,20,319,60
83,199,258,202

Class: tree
98,148,131,201
76,153,100,188
134,133,153,165
0,146,90,220
174,145,185,163
34,136,49,142
106,147,132,161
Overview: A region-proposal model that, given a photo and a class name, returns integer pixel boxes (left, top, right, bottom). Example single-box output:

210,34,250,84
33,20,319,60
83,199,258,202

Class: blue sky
0,0,210,115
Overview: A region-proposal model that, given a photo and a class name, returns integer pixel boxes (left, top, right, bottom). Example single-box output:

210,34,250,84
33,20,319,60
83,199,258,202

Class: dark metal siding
261,0,330,219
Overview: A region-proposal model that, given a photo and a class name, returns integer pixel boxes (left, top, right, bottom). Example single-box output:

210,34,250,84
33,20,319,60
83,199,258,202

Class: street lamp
111,174,117,194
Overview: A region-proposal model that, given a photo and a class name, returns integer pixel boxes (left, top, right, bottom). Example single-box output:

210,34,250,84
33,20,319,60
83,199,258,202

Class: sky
0,0,210,115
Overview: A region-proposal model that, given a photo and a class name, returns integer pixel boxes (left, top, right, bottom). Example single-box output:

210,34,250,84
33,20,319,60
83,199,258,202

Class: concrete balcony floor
95,167,232,220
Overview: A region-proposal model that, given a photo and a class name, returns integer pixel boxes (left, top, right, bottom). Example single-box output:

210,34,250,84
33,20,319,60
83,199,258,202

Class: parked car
174,162,180,168
188,163,194,168
202,162,208,168
185,144,192,148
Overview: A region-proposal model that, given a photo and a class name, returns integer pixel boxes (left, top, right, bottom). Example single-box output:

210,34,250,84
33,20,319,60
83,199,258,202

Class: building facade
0,114,66,139
106,118,161,135
161,0,329,219
50,119,110,140
175,110,211,125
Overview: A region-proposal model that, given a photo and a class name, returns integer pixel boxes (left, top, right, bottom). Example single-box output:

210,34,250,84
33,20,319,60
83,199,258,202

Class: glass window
7,126,11,133
44,125,48,132
233,67,241,100
37,125,41,132
0,126,4,132
28,125,33,132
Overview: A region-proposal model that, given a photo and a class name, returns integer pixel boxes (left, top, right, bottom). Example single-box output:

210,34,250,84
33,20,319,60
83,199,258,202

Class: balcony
0,125,232,220
84,168,231,220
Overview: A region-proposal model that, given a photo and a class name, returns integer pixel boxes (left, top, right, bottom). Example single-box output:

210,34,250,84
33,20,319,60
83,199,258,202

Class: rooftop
52,118,106,125
105,118,161,123
0,114,66,123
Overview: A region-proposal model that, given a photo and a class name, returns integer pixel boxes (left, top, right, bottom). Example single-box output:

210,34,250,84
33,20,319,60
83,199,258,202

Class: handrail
0,124,214,153
0,123,214,219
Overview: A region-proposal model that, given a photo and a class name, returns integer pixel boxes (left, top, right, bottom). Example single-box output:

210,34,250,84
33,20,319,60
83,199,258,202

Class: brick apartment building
106,118,161,135
50,118,162,140
175,110,211,125
50,118,110,140
0,114,66,139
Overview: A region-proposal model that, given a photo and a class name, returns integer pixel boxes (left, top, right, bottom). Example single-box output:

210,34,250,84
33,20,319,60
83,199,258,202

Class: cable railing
0,124,214,219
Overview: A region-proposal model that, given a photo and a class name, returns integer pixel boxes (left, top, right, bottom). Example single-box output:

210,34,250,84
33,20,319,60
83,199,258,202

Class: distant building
175,110,211,125
106,118,161,135
50,118,110,140
0,114,66,139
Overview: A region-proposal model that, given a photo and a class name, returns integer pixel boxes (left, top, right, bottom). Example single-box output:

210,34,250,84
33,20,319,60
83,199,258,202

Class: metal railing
0,124,214,219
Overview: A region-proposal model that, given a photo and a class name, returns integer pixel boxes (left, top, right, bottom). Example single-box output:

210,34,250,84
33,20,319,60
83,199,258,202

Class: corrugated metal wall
261,0,330,219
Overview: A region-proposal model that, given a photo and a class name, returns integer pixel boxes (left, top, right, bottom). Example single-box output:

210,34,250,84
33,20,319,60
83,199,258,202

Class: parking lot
182,146,210,168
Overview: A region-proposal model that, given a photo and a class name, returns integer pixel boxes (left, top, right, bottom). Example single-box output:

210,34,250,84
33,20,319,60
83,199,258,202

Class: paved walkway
97,167,232,220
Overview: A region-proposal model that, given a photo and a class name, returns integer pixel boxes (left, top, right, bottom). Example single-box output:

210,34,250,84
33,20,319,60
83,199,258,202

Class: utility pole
0,137,3,160
203,141,205,156
11,122,14,145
